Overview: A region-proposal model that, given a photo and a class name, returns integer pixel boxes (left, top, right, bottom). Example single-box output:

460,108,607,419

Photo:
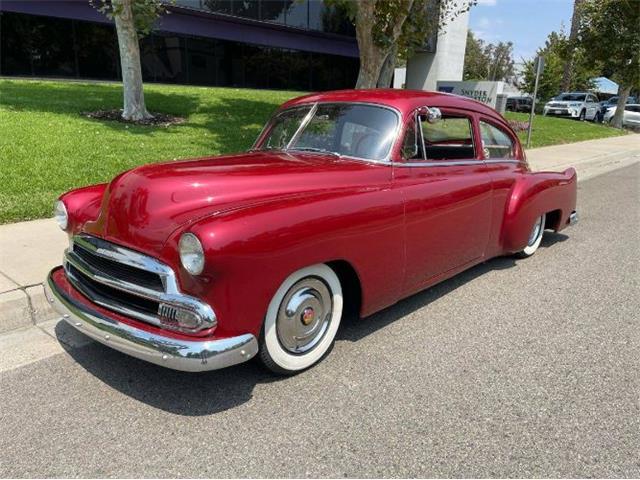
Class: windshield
257,103,399,161
554,94,587,101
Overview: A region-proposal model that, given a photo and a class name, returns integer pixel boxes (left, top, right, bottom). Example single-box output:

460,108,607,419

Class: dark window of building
285,0,308,28
261,0,287,25
29,15,76,77
1,12,357,91
149,35,187,84
319,3,356,36
202,0,234,15
0,12,33,75
233,0,261,20
75,21,119,80
176,0,204,9
185,36,218,85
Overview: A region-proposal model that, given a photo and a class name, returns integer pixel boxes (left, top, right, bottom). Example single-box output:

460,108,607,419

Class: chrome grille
63,234,216,333
73,241,164,292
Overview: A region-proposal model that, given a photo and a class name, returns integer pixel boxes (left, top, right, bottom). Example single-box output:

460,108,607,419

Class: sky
468,0,575,63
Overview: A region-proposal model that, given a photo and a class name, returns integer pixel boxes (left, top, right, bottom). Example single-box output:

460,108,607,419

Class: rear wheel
259,264,343,375
516,215,546,258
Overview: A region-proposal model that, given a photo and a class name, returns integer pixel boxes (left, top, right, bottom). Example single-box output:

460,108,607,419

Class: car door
394,107,493,296
625,105,640,126
586,95,598,120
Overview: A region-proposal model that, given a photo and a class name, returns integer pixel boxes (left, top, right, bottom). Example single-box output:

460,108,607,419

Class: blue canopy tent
591,77,619,96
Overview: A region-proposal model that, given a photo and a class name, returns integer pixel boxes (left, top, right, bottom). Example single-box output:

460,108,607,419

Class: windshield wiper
288,147,341,158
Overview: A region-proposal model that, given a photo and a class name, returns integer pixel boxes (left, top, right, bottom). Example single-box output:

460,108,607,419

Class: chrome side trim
397,159,522,167
65,235,216,333
45,270,257,372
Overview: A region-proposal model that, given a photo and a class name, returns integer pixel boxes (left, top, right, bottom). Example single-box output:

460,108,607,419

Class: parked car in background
603,104,640,128
597,96,638,122
543,92,599,121
46,90,579,375
506,96,533,113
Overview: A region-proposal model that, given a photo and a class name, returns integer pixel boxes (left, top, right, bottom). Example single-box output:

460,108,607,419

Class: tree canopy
463,30,516,83
328,0,475,88
521,29,598,102
576,0,639,92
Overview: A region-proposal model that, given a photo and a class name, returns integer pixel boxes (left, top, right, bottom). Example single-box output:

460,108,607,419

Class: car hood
83,151,386,253
547,100,581,106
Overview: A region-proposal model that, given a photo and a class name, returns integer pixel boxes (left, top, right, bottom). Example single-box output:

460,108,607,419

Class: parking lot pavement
0,163,638,478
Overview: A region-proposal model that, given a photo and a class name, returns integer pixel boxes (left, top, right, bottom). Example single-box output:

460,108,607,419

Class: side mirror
417,106,442,124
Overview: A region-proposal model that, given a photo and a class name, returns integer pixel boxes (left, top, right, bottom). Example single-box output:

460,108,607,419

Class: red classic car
45,89,578,375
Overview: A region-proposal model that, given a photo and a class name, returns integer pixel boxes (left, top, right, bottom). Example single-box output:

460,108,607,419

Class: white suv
543,92,599,121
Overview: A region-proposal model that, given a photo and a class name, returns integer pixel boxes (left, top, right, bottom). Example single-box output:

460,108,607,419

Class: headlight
53,200,68,230
179,233,205,275
570,103,582,107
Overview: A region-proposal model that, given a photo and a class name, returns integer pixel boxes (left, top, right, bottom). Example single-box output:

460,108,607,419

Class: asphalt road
1,164,638,478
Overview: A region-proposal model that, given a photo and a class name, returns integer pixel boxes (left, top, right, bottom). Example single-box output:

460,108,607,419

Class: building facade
0,0,359,91
405,1,469,91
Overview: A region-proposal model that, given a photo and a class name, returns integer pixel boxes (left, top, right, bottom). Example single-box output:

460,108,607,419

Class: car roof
280,89,502,119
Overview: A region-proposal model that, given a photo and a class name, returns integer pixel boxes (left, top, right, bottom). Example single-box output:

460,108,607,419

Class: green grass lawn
504,111,626,148
0,79,628,224
0,79,301,224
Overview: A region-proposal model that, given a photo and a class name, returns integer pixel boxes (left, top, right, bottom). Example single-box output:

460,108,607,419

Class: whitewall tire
259,264,343,375
517,215,545,258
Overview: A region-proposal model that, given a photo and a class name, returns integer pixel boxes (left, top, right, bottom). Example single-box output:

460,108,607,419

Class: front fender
59,183,107,236
502,168,577,252
160,188,404,338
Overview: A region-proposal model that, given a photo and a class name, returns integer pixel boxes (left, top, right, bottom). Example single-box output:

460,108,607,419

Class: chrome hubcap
276,277,332,354
528,216,544,246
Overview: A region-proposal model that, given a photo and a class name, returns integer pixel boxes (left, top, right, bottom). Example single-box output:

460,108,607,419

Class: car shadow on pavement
55,231,569,416
55,321,279,416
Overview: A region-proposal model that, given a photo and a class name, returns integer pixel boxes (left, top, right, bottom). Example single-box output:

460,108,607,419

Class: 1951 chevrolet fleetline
46,89,578,375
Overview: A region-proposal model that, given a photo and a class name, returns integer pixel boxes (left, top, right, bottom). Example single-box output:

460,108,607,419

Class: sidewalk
0,134,638,359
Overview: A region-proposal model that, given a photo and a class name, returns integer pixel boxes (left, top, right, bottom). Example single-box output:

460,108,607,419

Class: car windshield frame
253,102,402,163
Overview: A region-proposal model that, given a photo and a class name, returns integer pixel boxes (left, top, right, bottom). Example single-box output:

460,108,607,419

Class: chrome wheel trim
276,277,333,354
521,214,546,257
528,216,544,247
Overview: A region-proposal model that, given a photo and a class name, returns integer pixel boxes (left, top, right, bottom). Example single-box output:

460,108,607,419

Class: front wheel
259,264,343,375
516,215,546,258
579,109,586,121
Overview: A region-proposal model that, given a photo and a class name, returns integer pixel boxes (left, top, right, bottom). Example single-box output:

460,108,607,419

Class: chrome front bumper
45,270,258,372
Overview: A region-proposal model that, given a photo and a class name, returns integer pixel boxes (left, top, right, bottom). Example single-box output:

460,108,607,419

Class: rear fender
502,168,577,252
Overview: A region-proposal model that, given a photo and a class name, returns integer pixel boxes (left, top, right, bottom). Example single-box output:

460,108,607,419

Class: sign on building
436,81,506,109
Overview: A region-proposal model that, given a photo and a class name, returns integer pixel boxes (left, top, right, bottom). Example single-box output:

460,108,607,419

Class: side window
479,121,516,159
401,115,423,160
419,115,475,160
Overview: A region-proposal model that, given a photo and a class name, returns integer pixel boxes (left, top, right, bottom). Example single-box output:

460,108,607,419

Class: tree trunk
113,0,152,121
377,45,398,88
354,0,385,88
354,0,413,89
561,0,583,91
611,85,630,129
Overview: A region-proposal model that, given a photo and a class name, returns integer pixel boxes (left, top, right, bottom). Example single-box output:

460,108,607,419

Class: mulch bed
82,109,185,127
